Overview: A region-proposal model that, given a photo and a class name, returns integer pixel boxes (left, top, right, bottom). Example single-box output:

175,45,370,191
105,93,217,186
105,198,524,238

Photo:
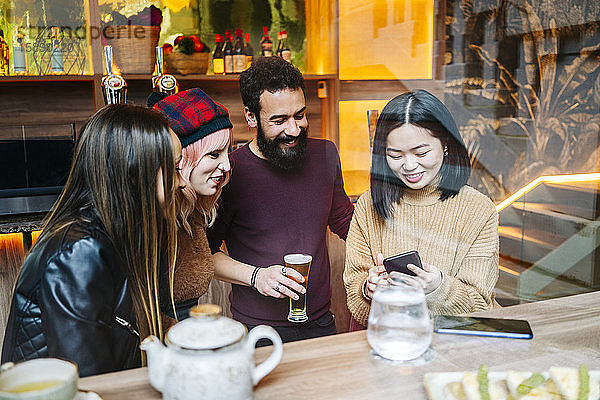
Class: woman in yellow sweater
343,90,499,329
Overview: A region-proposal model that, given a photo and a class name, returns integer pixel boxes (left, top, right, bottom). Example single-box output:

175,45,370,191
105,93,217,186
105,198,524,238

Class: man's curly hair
239,56,305,115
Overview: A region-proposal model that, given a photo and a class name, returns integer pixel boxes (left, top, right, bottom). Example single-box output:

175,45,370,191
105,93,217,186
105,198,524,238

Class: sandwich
549,366,599,400
443,366,509,400
440,365,597,400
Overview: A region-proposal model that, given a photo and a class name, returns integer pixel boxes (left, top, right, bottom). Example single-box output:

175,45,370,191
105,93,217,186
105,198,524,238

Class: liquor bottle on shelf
223,30,233,74
244,33,253,70
101,45,127,105
233,29,245,74
212,34,224,75
275,31,282,58
12,26,27,75
0,29,8,76
280,30,291,63
152,46,178,95
260,26,273,57
50,27,64,74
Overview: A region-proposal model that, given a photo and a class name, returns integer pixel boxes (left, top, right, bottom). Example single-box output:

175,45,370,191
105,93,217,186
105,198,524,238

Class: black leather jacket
1,217,141,377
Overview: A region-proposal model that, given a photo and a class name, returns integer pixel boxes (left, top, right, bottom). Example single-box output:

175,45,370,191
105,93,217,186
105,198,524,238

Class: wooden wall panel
0,81,95,127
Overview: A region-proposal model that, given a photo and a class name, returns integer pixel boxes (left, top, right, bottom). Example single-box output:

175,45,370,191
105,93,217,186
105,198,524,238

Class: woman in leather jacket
2,104,185,377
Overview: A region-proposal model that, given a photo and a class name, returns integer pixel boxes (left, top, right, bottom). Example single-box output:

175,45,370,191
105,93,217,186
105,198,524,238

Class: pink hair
178,128,231,233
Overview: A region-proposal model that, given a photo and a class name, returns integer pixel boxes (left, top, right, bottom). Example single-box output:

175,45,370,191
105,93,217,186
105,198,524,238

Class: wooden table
79,291,600,399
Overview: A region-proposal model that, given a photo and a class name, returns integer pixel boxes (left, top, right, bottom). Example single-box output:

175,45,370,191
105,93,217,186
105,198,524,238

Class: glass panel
339,0,434,80
339,0,600,305
445,0,600,304
339,100,388,197
23,124,74,188
305,0,337,74
0,0,91,75
0,126,26,191
0,124,74,193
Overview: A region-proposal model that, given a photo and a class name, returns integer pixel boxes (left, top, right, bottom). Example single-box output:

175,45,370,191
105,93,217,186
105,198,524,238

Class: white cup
0,358,78,400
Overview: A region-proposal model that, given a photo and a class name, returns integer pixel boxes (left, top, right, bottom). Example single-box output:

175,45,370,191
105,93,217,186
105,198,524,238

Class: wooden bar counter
79,291,600,399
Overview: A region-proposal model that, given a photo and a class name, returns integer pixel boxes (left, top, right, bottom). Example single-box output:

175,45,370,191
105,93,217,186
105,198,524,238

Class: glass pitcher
367,272,432,361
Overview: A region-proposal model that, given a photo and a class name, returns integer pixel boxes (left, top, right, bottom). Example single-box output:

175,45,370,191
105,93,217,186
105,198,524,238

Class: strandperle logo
15,25,156,41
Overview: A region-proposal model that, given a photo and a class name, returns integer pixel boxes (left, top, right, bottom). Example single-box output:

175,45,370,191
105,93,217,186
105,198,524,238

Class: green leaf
478,365,490,400
578,365,589,400
517,373,545,396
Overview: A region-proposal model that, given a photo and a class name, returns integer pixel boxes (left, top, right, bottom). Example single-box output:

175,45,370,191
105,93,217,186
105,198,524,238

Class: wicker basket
104,25,160,74
164,52,210,75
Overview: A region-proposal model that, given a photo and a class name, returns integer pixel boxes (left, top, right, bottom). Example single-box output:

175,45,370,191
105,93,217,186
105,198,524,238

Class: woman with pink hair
151,88,233,324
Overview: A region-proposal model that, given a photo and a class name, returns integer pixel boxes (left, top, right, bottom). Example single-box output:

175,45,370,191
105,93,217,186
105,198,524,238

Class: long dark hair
371,90,471,219
35,104,178,341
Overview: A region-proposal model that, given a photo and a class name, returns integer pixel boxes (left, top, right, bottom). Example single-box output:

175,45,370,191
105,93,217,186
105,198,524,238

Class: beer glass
284,254,312,323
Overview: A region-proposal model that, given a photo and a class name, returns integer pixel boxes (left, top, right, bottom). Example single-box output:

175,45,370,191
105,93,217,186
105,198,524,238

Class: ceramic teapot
141,304,283,400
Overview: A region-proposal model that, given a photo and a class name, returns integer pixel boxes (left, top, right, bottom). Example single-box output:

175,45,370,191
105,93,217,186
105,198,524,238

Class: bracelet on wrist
361,279,371,301
250,267,260,289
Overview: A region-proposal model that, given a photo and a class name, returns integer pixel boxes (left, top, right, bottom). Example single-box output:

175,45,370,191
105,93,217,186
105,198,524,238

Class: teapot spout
140,335,167,393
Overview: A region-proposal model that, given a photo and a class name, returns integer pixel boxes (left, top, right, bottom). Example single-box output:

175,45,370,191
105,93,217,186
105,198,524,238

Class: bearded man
207,56,354,344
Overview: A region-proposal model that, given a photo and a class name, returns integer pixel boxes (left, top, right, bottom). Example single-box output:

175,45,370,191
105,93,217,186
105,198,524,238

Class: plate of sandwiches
424,365,599,400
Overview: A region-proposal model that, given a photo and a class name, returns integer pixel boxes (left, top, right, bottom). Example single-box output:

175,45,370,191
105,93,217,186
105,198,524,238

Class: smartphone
383,251,422,276
433,315,533,339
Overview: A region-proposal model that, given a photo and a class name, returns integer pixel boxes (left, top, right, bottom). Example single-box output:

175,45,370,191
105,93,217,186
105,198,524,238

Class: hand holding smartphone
383,251,423,276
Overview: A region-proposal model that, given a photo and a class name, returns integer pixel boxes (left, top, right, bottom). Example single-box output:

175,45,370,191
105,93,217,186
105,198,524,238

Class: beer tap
152,46,178,95
101,45,127,105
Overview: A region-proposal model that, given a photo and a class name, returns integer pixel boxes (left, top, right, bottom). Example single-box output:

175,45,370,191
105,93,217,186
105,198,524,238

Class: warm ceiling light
495,173,600,212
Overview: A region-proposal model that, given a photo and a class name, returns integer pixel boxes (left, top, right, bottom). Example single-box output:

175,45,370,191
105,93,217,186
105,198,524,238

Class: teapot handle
247,325,283,385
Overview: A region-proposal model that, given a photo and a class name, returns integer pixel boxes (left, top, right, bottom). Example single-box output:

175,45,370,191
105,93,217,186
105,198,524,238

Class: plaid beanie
152,88,233,147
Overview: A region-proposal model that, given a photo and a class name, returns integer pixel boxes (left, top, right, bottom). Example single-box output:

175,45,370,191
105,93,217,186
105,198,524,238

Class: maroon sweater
207,138,354,326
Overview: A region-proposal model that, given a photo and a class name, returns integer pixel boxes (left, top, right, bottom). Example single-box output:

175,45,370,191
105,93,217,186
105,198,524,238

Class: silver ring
282,266,287,276
274,283,281,293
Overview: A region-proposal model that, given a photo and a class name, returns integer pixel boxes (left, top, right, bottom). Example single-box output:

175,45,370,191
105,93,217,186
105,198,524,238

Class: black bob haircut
371,89,471,219
239,56,305,115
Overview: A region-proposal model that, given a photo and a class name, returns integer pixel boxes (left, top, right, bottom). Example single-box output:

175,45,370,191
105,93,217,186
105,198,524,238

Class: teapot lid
166,304,246,350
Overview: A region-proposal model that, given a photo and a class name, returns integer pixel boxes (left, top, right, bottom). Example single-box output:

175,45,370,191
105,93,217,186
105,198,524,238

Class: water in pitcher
367,276,432,361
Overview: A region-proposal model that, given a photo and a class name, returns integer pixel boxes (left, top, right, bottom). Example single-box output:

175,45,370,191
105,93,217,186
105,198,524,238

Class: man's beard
256,121,308,172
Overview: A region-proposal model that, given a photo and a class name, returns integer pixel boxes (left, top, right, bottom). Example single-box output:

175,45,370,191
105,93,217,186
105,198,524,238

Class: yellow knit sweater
343,184,499,327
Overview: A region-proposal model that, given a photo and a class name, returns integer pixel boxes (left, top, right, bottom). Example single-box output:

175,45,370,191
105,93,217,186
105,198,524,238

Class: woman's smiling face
188,142,230,196
385,124,444,190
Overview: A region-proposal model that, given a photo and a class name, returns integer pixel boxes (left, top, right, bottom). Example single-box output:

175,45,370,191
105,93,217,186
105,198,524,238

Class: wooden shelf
303,74,338,80
0,73,336,83
0,75,95,83
122,73,338,81
339,79,444,101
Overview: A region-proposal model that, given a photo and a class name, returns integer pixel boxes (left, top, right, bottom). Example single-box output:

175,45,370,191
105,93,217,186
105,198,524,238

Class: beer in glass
284,253,312,322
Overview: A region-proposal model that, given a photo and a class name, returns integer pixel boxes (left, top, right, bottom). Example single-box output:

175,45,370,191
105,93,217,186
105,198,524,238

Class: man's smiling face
255,88,309,171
